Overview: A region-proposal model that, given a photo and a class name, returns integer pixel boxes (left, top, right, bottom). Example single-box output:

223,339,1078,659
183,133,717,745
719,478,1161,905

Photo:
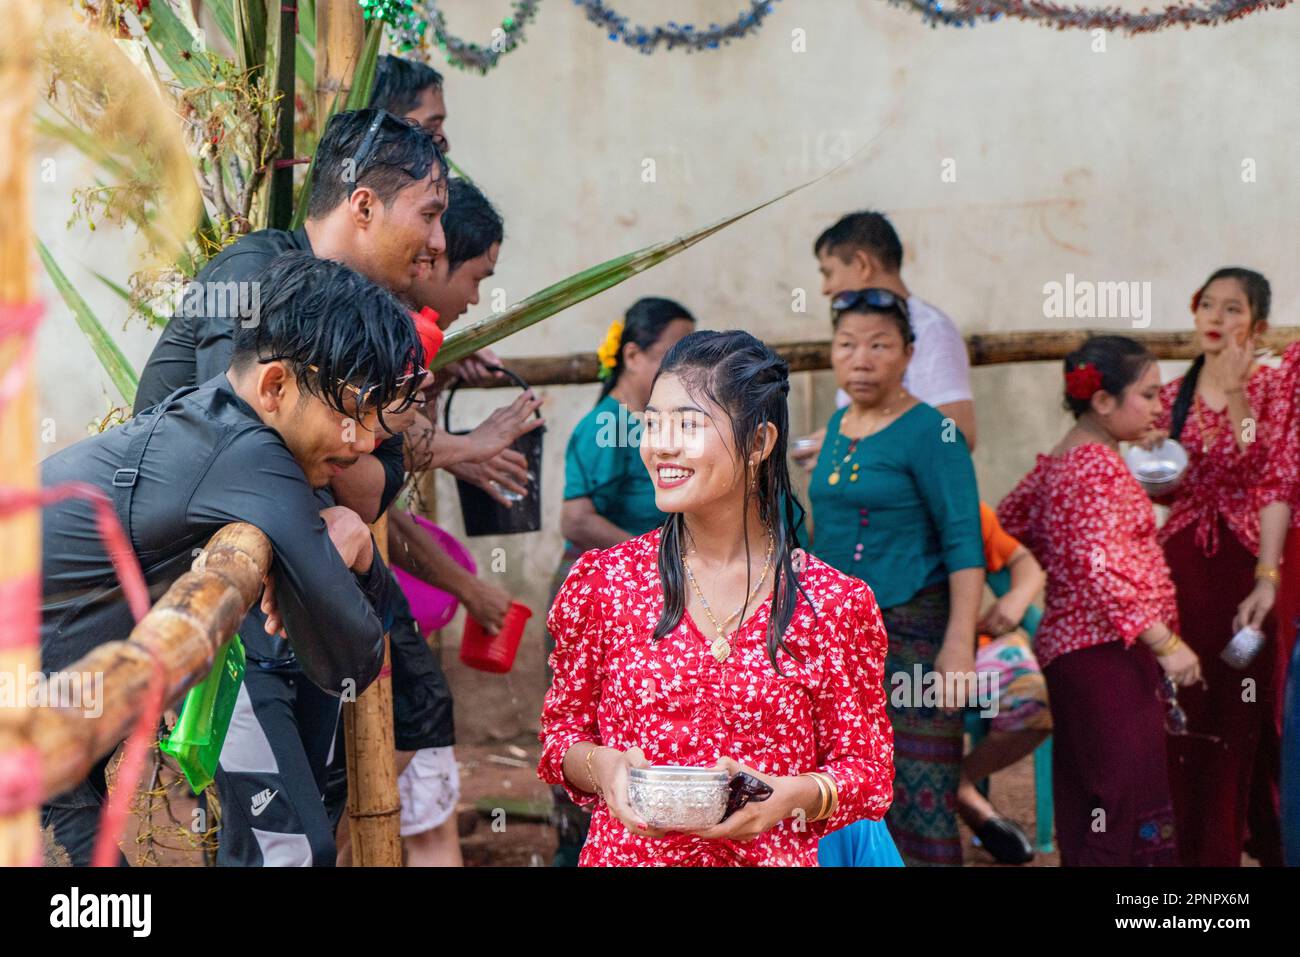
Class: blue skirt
818,818,905,867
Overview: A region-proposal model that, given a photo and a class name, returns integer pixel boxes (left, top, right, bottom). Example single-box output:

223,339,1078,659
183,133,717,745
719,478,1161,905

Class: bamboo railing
28,523,271,806
468,327,1300,389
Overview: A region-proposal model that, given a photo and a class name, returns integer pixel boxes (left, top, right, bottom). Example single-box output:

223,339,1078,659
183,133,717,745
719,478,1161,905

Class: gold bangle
821,771,840,822
1256,564,1281,587
808,772,837,823
1152,634,1182,657
803,772,830,822
584,744,604,796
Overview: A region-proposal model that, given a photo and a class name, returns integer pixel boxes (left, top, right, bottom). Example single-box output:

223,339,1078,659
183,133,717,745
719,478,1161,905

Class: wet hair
307,108,447,219
370,55,443,116
650,330,816,674
230,251,424,430
830,291,915,346
1169,267,1271,441
444,178,504,274
597,297,696,403
813,211,904,274
1061,335,1156,419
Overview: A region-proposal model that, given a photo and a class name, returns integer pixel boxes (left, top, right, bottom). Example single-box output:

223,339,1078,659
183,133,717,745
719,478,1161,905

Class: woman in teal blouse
545,297,696,864
809,288,984,867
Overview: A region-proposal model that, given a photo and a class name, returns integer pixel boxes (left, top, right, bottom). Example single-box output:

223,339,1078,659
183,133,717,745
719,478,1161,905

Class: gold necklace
827,393,905,486
682,535,775,663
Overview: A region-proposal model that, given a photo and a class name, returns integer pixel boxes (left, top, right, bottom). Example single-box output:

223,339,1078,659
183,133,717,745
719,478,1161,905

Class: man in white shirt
794,211,976,467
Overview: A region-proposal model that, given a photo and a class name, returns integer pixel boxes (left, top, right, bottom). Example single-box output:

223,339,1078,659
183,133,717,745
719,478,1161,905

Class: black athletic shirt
40,375,395,695
132,227,406,514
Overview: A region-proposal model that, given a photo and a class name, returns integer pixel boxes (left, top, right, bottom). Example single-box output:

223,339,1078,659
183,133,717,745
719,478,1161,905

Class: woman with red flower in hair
1144,268,1296,866
998,336,1199,866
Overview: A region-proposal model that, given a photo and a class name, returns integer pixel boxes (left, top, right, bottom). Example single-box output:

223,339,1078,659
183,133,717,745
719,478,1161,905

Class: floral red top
1155,362,1297,555
538,528,894,867
1278,343,1300,529
997,443,1178,668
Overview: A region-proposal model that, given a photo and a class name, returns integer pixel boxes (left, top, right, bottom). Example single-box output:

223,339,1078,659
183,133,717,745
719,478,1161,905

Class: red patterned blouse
1155,362,1297,555
537,528,894,867
1277,343,1300,529
997,443,1178,668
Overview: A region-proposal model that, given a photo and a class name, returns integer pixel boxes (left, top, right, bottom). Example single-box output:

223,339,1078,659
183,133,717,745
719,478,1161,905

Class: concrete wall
33,1,1300,744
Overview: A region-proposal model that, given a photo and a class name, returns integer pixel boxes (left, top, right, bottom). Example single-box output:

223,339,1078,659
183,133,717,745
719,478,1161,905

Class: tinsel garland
380,1,541,72
949,0,1290,34
572,0,782,53
363,0,1293,76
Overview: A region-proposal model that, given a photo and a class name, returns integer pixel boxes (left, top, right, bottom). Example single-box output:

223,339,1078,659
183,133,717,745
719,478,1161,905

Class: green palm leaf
433,180,817,369
37,239,140,404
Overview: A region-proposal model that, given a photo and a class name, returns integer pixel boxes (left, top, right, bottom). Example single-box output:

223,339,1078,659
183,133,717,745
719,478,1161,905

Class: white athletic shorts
398,746,460,837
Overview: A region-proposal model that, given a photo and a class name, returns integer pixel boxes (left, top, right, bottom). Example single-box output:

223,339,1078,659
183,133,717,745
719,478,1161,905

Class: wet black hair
370,55,444,116
650,330,816,674
307,108,447,219
444,178,504,274
230,251,424,430
1169,267,1271,441
814,211,904,274
830,291,915,346
598,297,697,404
1062,335,1156,418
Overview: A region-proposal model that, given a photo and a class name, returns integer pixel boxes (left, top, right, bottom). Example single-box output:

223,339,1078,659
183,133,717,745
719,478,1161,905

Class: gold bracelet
802,772,830,822
584,744,604,796
1256,564,1281,587
808,772,836,822
1152,634,1182,657
819,771,840,821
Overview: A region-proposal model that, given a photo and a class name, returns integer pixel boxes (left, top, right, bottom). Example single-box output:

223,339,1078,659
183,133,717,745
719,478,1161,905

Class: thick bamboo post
0,0,42,868
314,0,365,124
344,513,401,866
314,0,401,866
28,523,271,803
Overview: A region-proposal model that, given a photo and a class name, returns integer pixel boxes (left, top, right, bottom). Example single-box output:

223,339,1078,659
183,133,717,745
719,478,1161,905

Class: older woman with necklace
538,330,894,866
808,289,985,867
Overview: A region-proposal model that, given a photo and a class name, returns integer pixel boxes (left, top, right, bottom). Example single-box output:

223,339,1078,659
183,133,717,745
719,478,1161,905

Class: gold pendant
711,636,732,663
828,471,840,486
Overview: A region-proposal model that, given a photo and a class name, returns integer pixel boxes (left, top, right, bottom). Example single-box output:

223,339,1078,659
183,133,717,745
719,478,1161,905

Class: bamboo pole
313,0,402,866
456,327,1300,390
344,514,401,866
27,523,271,803
314,0,365,125
0,0,42,868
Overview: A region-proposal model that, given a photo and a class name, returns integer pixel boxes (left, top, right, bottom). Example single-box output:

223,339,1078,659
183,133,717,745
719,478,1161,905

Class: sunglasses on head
830,288,910,319
347,112,431,189
259,355,429,413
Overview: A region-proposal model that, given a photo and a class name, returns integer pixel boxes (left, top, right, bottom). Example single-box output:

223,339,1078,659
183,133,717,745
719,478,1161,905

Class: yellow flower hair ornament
596,319,625,381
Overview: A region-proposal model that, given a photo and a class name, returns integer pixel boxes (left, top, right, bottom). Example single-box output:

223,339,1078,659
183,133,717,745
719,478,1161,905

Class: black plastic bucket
443,365,545,537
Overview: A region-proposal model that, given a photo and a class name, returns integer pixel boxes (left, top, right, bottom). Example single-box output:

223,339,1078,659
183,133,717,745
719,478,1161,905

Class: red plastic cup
460,601,533,674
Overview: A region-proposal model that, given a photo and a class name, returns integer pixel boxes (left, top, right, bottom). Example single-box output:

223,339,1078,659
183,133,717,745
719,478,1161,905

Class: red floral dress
538,528,894,866
1155,363,1298,555
997,444,1178,668
1278,343,1300,529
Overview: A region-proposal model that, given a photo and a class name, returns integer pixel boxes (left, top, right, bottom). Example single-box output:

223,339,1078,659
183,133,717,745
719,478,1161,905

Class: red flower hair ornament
1065,362,1103,402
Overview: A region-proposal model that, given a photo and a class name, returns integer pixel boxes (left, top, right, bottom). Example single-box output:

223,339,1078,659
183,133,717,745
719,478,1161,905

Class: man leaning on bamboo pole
36,253,421,864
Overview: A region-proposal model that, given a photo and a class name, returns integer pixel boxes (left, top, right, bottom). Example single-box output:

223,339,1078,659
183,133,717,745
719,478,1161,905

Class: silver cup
1221,625,1266,670
627,766,730,830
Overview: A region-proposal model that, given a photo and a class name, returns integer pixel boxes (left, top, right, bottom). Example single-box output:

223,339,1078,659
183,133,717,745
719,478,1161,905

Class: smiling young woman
537,330,894,866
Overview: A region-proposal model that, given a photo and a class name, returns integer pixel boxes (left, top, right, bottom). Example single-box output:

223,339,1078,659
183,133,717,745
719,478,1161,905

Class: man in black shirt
135,108,450,522
40,252,424,865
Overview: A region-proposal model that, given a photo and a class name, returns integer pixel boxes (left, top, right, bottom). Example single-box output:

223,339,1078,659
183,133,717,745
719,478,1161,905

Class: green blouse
807,403,983,609
562,394,666,547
